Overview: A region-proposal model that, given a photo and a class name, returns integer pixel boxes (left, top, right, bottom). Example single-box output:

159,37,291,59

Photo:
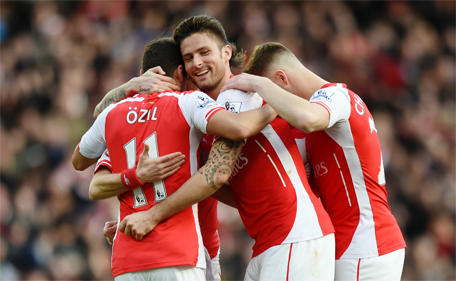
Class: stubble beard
193,61,226,98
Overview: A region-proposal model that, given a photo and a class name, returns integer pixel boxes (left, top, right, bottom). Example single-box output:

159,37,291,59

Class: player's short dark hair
142,37,184,77
244,42,293,76
173,15,246,69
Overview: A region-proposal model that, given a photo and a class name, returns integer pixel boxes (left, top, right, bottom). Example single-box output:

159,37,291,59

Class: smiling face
180,32,231,98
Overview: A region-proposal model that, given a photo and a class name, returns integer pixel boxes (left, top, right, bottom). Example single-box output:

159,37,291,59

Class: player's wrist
146,205,161,225
125,80,138,97
257,76,270,91
136,168,148,183
121,167,145,190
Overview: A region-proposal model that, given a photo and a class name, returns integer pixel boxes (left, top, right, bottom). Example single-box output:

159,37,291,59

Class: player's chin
196,80,215,92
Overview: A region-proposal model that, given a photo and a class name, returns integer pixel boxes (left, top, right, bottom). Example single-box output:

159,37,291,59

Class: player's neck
301,70,329,99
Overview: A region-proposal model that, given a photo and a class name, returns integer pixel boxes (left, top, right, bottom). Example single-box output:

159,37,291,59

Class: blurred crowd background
0,1,454,280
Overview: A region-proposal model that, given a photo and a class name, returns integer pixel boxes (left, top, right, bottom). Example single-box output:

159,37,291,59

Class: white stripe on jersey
192,203,206,269
158,92,181,98
189,127,203,175
254,140,266,152
267,155,286,187
260,125,324,242
333,154,352,207
254,140,287,187
188,125,206,268
326,118,378,258
112,211,121,267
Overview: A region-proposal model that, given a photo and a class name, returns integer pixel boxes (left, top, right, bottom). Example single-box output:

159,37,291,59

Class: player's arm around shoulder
221,73,329,133
119,137,244,240
302,87,352,132
72,105,113,170
207,105,277,140
207,90,277,140
295,103,330,133
250,77,330,133
93,66,179,119
72,145,99,171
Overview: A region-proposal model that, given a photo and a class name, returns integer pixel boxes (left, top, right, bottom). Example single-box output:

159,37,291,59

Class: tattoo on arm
95,84,128,115
198,138,245,190
138,87,150,92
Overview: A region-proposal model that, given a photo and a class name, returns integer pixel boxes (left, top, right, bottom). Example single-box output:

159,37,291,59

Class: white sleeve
178,91,226,133
78,104,114,159
216,89,264,113
94,149,112,173
309,87,350,128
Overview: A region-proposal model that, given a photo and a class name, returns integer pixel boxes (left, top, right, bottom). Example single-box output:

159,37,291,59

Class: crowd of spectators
0,1,454,280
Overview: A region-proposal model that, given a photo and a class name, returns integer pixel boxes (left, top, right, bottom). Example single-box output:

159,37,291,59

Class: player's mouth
194,69,209,78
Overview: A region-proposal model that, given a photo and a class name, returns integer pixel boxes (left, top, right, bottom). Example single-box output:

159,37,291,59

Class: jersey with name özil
306,83,406,259
78,90,225,276
216,89,334,258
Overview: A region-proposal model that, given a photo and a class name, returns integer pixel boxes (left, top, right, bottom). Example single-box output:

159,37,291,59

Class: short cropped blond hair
244,42,295,76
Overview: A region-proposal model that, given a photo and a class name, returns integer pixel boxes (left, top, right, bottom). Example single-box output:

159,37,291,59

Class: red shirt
79,90,225,276
215,89,334,258
307,83,406,259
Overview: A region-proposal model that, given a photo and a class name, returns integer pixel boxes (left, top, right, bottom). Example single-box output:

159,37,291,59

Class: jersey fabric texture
216,89,334,258
79,90,225,276
306,83,406,259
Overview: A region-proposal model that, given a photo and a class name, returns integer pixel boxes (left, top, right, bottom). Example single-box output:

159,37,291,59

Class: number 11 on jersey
124,133,168,208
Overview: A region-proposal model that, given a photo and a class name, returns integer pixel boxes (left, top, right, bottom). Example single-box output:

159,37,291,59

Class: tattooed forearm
95,84,129,115
198,138,245,190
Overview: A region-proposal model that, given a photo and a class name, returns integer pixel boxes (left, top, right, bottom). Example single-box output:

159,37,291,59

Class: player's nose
193,55,203,68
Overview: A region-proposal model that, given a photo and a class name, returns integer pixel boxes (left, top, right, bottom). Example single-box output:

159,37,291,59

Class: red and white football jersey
94,150,220,260
79,90,225,276
216,90,334,258
306,83,406,259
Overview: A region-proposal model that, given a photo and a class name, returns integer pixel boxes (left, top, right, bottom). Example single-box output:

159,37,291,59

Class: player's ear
223,44,232,63
139,69,143,75
173,65,184,88
274,70,289,86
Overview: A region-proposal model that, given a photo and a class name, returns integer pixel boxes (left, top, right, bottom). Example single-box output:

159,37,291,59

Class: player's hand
125,66,180,96
136,144,186,183
221,73,266,94
103,220,118,245
118,209,158,241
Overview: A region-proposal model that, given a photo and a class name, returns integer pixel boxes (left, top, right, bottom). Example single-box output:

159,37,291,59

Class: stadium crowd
0,1,454,280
